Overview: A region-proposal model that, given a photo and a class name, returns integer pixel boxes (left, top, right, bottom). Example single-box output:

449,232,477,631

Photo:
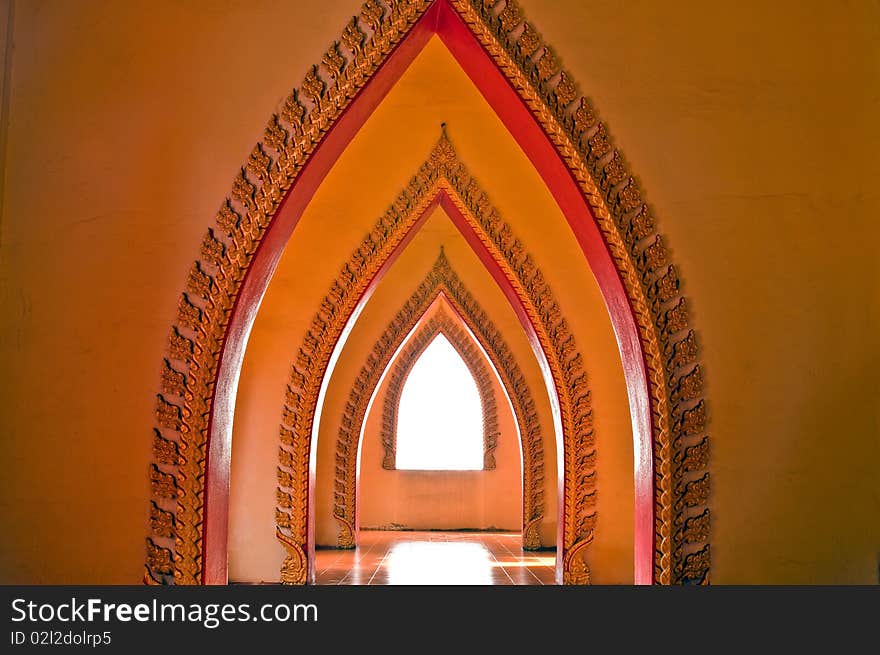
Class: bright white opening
395,334,484,470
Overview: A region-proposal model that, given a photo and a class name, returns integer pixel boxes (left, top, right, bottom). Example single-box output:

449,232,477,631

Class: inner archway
328,249,548,553
278,133,592,584
325,297,541,586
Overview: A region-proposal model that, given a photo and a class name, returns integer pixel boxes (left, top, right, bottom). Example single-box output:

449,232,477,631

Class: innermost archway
325,249,550,553
395,332,485,471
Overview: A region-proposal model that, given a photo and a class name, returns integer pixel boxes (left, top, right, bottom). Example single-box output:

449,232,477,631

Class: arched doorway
146,0,710,587
330,251,547,552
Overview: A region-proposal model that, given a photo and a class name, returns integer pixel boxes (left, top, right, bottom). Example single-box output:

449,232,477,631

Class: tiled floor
314,530,557,585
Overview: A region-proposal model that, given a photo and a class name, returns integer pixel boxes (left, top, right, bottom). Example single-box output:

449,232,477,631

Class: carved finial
435,245,449,267
430,123,456,167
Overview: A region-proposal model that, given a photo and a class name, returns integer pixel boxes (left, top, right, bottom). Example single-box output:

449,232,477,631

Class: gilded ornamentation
277,529,307,585
160,360,187,397
150,502,175,539
175,295,200,330
199,230,226,266
151,430,181,466
167,328,194,361
683,473,710,507
145,538,174,576
154,396,182,431
562,532,592,585
146,0,709,586
277,133,593,582
332,251,545,550
681,544,710,585
150,465,177,499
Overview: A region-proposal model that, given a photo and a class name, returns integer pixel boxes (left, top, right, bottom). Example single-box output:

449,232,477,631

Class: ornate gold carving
231,169,255,209
167,328,194,361
277,133,593,582
683,473,710,507
341,17,365,54
199,230,226,267
535,47,559,82
215,201,240,236
150,464,177,500
517,22,541,57
681,544,710,585
682,437,710,473
280,90,305,135
247,144,271,180
150,501,175,538
331,251,545,550
145,538,174,576
301,66,325,105
322,42,346,80
554,70,577,108
669,330,699,369
675,399,707,437
175,295,201,330
680,508,710,543
148,0,709,586
154,396,182,431
152,430,181,466
673,365,704,404
562,532,592,585
160,360,187,397
277,528,306,585
263,115,288,152
663,297,689,335
497,0,522,32
572,98,596,135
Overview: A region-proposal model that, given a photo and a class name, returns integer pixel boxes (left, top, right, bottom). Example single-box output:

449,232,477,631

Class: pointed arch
332,251,545,551
391,329,487,470
381,309,499,473
146,0,710,587
278,133,593,584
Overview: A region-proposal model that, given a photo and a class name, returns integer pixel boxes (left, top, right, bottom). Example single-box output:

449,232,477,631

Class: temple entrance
154,0,711,587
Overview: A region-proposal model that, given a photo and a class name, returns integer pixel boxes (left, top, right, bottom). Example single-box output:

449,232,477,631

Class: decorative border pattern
277,133,594,584
146,0,709,586
380,309,499,472
332,251,545,550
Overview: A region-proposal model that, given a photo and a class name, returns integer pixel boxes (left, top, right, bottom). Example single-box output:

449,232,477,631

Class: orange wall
0,0,877,585
522,0,880,583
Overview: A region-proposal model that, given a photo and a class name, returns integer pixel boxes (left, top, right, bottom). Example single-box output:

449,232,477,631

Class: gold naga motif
332,250,546,551
146,0,710,586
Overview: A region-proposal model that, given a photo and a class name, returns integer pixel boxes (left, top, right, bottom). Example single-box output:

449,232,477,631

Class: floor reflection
315,530,557,585
385,541,493,585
